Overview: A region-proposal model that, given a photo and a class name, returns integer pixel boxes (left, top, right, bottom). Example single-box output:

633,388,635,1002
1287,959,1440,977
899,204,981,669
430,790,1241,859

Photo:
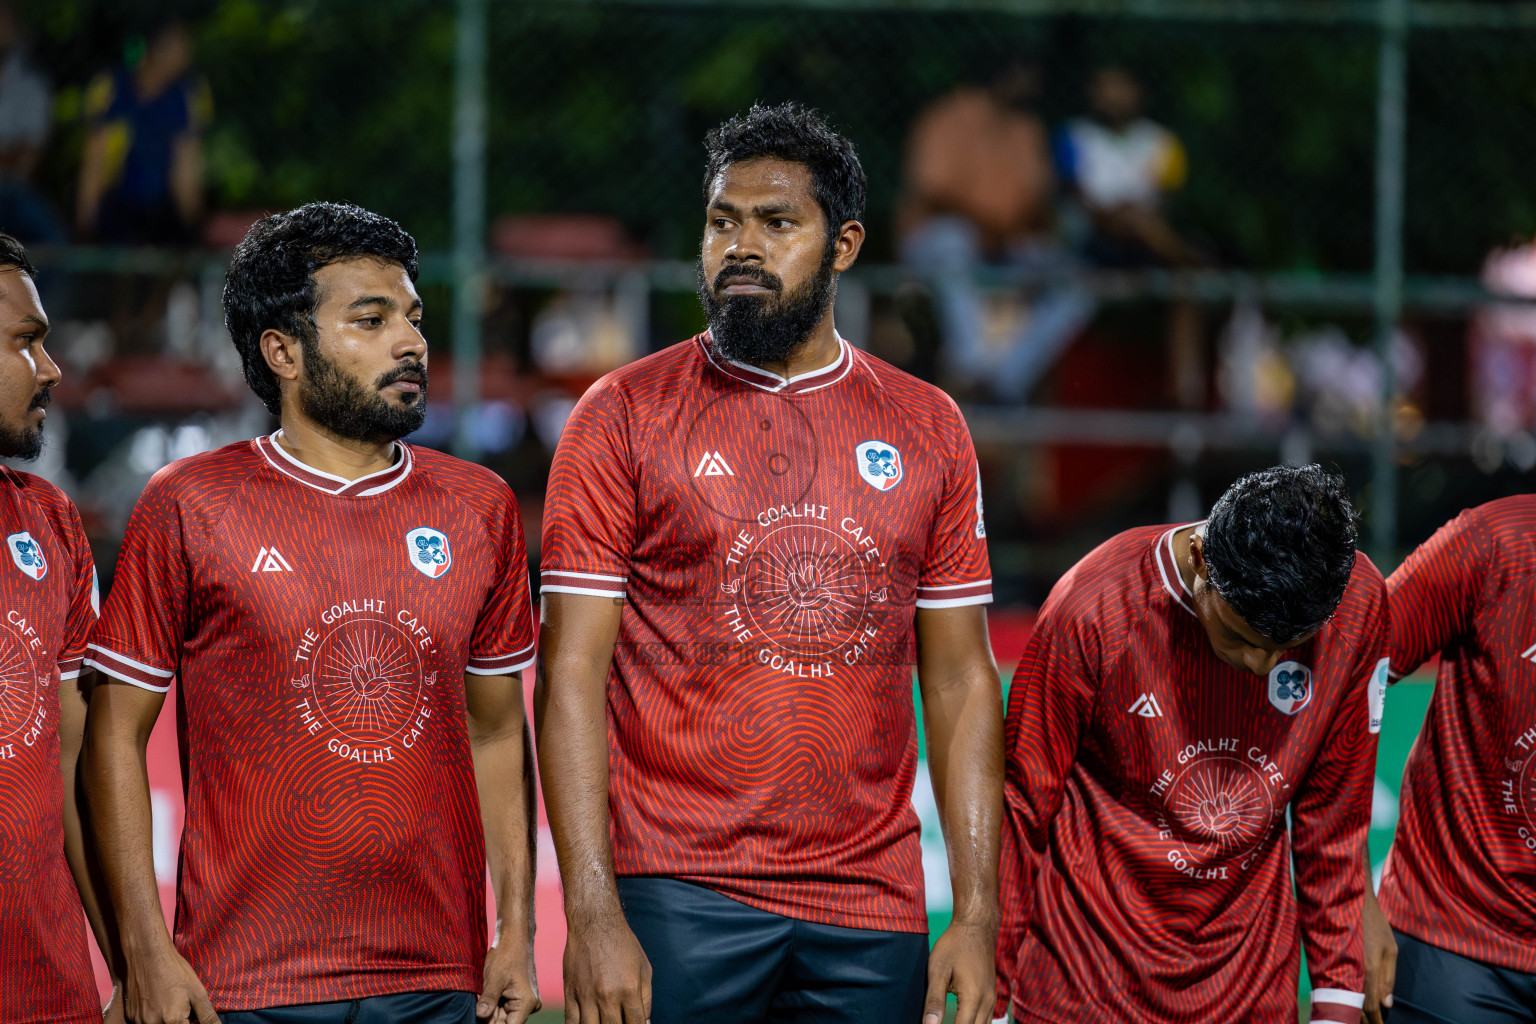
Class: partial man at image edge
80,202,540,1024
0,234,121,1023
995,465,1386,1024
537,103,1004,1024
1362,497,1536,1023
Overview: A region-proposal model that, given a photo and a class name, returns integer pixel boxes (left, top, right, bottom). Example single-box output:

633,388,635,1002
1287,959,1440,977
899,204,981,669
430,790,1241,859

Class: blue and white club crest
1267,660,1313,715
6,531,45,581
856,440,903,492
406,527,452,579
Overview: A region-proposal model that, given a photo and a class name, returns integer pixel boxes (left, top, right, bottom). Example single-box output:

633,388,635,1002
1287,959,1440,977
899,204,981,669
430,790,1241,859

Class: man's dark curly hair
224,202,418,415
703,102,866,238
0,233,36,279
1202,464,1358,645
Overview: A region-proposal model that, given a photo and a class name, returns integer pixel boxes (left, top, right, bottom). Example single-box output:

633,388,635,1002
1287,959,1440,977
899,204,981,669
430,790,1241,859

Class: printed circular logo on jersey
290,599,443,766
1267,660,1313,715
684,392,818,523
5,531,45,581
405,528,452,579
741,524,877,658
1148,740,1287,881
1508,724,1536,856
0,616,45,750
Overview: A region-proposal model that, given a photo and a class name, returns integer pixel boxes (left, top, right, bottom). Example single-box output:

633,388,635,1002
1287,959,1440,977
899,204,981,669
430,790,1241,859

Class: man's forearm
81,709,173,957
535,673,623,920
925,672,1004,924
473,718,537,945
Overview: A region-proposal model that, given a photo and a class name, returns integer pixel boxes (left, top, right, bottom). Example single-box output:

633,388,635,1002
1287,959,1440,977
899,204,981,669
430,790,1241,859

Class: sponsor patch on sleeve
1368,657,1389,734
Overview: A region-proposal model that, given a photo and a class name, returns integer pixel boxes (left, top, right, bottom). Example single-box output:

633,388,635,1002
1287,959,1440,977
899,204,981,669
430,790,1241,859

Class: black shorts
1389,929,1536,1024
219,990,475,1024
617,876,930,1024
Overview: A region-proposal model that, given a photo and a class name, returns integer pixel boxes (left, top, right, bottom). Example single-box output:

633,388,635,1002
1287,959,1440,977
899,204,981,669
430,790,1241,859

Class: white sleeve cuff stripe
1311,990,1365,1008
915,594,994,609
85,643,174,678
58,669,81,680
918,578,993,591
84,658,171,693
466,654,536,676
540,584,626,598
540,570,627,582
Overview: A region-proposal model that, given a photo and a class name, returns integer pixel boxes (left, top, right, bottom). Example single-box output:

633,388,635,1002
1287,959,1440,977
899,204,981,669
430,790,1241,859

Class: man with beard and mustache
82,203,540,1024
538,104,1002,1024
0,234,122,1023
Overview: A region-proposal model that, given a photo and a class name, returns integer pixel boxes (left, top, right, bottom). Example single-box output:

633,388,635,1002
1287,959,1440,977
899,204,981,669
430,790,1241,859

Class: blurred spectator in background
1057,66,1198,268
76,18,209,245
1059,66,1207,408
0,2,63,244
899,61,1093,403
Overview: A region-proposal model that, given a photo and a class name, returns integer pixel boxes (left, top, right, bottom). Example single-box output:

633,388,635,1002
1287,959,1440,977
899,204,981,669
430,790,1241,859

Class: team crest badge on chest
1267,660,1313,715
856,440,903,492
6,531,45,580
406,528,452,579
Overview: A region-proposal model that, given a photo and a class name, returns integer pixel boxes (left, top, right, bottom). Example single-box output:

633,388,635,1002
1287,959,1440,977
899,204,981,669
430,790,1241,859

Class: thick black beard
0,389,50,461
697,247,837,366
298,339,427,444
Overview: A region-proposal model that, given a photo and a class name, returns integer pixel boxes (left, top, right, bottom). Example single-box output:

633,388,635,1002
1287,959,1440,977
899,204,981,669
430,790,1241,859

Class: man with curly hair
83,202,540,1024
996,465,1387,1024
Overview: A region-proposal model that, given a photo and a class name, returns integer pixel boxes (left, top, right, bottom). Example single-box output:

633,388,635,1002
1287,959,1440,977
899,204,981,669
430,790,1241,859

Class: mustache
712,264,782,295
375,362,428,390
28,388,50,411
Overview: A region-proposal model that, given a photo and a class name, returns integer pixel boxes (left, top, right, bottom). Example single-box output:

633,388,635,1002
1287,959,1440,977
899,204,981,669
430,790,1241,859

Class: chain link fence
12,0,1536,599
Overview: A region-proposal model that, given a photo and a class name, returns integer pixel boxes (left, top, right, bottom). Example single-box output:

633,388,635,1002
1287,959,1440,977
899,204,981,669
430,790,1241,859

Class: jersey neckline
1153,522,1204,617
255,430,413,497
697,331,854,395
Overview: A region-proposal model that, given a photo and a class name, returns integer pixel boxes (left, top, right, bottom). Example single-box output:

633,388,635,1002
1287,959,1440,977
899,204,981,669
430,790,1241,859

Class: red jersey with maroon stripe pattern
540,332,991,932
996,525,1386,1024
85,433,535,1011
1381,497,1536,971
0,468,100,1024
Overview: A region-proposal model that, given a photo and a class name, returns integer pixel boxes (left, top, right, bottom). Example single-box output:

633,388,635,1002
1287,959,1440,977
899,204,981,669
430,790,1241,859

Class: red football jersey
0,469,100,1024
540,333,991,933
86,433,535,1011
996,525,1386,1024
1381,497,1536,971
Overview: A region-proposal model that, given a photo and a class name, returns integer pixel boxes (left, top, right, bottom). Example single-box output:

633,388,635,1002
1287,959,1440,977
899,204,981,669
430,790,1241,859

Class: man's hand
124,944,220,1024
477,941,541,1023
562,911,651,1024
923,918,997,1024
1363,886,1397,1024
103,981,126,1024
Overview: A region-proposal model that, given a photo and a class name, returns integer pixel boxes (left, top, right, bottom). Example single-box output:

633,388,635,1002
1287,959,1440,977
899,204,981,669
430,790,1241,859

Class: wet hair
0,232,36,278
224,201,418,414
703,102,866,238
1202,464,1358,645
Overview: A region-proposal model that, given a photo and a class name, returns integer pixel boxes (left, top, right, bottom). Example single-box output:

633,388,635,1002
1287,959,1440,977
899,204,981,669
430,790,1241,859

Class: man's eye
359,316,384,327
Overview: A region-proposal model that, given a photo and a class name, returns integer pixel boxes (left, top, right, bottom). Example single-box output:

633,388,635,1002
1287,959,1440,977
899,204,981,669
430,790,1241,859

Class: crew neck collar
698,331,854,395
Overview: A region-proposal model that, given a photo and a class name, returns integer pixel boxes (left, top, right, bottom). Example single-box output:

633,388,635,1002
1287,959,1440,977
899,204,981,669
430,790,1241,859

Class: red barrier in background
89,675,569,1008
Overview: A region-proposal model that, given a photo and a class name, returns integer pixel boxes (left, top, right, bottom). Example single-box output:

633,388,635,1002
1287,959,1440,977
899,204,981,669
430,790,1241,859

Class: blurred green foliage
18,0,1536,271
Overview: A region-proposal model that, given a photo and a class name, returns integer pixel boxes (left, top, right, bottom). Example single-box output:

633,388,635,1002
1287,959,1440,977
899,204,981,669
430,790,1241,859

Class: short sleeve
539,380,637,599
915,408,991,608
85,470,188,692
57,500,98,681
466,490,536,676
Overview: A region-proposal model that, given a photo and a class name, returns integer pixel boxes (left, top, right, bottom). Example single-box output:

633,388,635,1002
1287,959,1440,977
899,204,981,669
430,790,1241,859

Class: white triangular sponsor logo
692,451,735,478
1522,641,1536,663
250,546,294,573
1128,693,1163,718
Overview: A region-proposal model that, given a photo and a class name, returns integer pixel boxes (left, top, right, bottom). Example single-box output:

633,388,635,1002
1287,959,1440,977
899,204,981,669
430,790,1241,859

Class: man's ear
1188,532,1207,582
261,328,302,386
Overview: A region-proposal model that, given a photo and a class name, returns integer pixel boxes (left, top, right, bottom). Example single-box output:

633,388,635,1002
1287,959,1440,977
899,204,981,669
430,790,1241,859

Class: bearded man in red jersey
1358,497,1536,1024
996,465,1388,1024
538,103,1003,1024
82,203,539,1024
0,234,121,1024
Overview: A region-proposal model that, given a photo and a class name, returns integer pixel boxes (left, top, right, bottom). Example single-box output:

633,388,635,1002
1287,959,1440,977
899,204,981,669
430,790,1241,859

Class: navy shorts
219,990,475,1024
617,876,930,1024
1389,929,1536,1024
